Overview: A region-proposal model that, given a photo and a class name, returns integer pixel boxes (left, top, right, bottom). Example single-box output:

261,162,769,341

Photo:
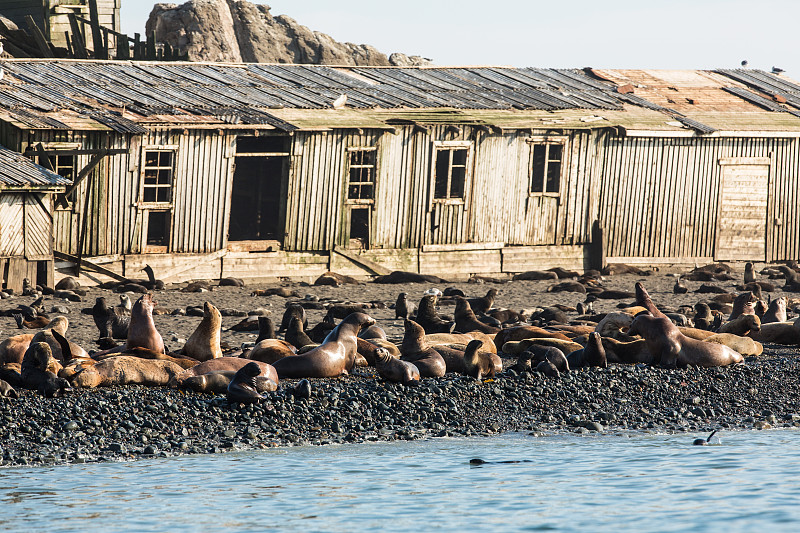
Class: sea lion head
48,316,69,336
373,347,393,365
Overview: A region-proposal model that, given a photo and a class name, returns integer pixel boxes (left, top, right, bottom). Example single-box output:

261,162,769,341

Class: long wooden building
0,59,797,283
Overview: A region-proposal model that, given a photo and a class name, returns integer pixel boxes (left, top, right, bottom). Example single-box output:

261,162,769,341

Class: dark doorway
146,210,170,248
349,207,370,249
229,135,290,242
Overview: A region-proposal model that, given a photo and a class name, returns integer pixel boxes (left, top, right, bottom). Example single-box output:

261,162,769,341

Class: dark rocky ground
1,271,799,467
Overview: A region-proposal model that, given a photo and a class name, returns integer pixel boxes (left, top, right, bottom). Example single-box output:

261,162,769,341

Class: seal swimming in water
226,362,267,404
693,430,720,446
271,312,375,379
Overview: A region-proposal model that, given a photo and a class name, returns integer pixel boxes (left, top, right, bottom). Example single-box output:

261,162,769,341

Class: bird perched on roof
772,66,785,74
740,60,748,68
332,93,347,109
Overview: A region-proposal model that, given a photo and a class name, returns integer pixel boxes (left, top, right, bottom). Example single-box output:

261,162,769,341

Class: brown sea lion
594,312,635,341
70,355,185,388
466,289,498,315
255,316,277,342
536,359,561,377
271,312,374,379
502,338,584,355
602,263,652,276
285,316,314,350
245,339,297,365
181,370,277,394
92,296,130,340
0,378,17,398
717,314,761,336
126,294,165,354
566,332,607,369
703,333,763,356
673,278,689,294
279,303,307,333
512,270,558,281
744,262,756,284
373,271,445,284
375,347,420,385
180,301,222,361
601,337,653,365
359,324,388,341
314,271,360,286
694,303,714,330
454,297,500,334
21,342,70,397
415,294,455,334
678,327,716,340
634,282,666,318
493,326,570,351
748,318,800,345
227,362,267,404
173,357,278,385
395,292,416,320
762,297,788,324
628,313,743,368
426,331,497,354
547,281,586,293
729,292,758,320
398,319,446,378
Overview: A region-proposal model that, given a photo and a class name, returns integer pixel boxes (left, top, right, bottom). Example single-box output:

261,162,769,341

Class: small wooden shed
0,144,69,291
0,59,797,283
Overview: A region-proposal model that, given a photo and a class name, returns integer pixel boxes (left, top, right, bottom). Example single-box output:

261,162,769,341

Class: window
347,148,376,201
529,142,563,194
433,145,470,200
146,210,170,247
142,149,175,203
53,155,75,181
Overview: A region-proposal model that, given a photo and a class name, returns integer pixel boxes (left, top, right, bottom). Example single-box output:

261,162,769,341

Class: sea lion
744,262,756,284
398,319,447,378
375,347,420,385
673,278,689,294
271,312,375,379
314,271,359,286
762,297,788,324
55,276,80,291
529,306,569,324
453,297,499,334
172,357,278,386
594,312,635,341
358,324,388,341
524,345,569,372
21,342,70,397
179,301,222,361
141,265,166,290
729,292,758,320
308,317,336,343
226,362,267,404
502,338,584,355
601,337,654,365
547,281,586,293
325,304,370,321
748,318,800,345
245,339,296,364
255,316,277,342
628,313,743,368
717,314,761,336
693,430,721,446
0,378,17,398
219,277,245,287
512,270,558,281
493,325,571,351
395,292,416,320
566,332,607,369
285,316,314,350
602,263,651,276
694,303,714,330
466,289,497,315
415,294,455,334
373,271,445,284
279,303,307,333
121,294,165,354
536,359,561,377
634,282,666,318
678,327,716,340
92,296,130,340
70,355,185,388
703,333,763,356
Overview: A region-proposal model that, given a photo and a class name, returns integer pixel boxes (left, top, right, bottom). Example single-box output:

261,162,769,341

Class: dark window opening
146,210,170,247
433,147,469,200
350,207,370,247
347,149,376,201
236,136,290,154
142,150,174,203
229,135,290,242
54,155,75,181
530,143,562,194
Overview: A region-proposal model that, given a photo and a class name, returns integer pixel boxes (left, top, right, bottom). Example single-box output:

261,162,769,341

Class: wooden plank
331,245,391,275
6,257,28,293
421,241,504,252
24,15,55,58
88,0,107,59
53,250,129,282
606,256,714,265
157,248,227,281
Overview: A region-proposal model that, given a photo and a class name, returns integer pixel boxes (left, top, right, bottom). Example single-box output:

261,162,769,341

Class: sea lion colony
1,263,800,465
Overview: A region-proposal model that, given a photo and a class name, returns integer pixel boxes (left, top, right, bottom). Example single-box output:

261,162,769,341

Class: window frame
526,136,567,198
431,140,473,205
345,146,377,205
138,145,178,207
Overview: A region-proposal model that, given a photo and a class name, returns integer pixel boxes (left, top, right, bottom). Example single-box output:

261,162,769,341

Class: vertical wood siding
0,193,52,258
599,136,800,261
0,194,25,256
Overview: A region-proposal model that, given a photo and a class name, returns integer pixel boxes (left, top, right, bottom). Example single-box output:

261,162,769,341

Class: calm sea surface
2,429,799,532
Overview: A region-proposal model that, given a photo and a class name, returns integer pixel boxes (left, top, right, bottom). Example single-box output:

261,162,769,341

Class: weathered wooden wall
0,192,52,258
285,126,602,252
599,136,800,263
2,0,120,48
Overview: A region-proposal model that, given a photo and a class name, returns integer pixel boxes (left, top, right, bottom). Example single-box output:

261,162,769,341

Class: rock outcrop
146,0,431,66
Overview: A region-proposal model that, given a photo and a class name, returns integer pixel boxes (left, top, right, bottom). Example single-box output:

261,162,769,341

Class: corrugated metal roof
0,60,798,134
0,145,71,189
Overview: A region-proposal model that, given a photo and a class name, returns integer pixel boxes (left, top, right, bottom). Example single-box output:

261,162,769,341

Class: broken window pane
531,144,546,193
434,149,450,199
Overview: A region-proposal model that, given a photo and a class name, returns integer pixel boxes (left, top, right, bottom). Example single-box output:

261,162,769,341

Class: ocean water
2,429,799,532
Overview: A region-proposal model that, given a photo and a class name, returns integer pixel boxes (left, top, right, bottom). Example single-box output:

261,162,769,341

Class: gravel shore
1,272,799,467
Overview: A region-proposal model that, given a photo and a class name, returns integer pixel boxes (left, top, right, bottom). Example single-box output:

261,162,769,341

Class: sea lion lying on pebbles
375,347,420,385
226,362,269,404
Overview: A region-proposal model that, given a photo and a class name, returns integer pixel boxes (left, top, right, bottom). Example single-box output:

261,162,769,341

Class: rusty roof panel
0,144,71,188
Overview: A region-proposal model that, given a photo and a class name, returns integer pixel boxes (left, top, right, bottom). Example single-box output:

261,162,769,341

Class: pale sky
121,0,799,77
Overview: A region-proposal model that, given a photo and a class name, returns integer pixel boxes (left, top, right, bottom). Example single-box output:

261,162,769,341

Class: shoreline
3,349,799,468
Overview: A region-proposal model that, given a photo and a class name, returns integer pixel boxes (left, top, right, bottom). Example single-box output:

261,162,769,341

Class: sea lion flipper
51,329,73,362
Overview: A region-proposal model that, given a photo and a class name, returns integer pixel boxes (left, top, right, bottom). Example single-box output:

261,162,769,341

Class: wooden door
715,157,770,262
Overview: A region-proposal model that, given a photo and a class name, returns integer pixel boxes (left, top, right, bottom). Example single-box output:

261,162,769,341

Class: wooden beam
331,245,392,275
54,251,129,282
59,150,109,205
24,148,128,157
34,143,54,171
158,249,228,281
67,13,89,59
88,0,107,59
24,16,55,58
